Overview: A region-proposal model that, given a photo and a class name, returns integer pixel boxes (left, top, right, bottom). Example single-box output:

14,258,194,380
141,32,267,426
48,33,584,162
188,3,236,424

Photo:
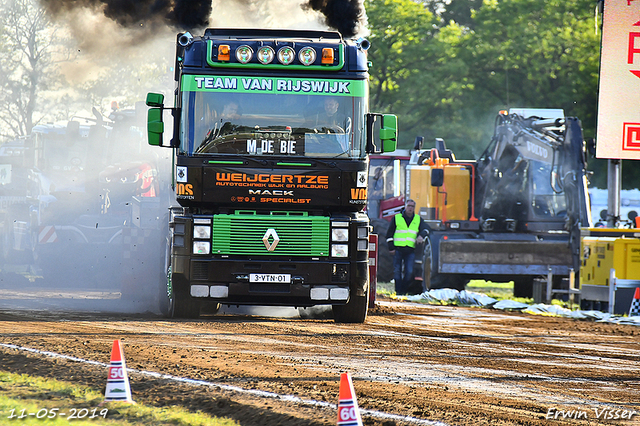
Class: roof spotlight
277,46,295,65
235,45,253,64
298,47,316,66
257,46,275,64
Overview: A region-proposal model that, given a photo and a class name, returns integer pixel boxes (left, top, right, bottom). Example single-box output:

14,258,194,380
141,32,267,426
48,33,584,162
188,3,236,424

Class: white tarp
403,289,640,326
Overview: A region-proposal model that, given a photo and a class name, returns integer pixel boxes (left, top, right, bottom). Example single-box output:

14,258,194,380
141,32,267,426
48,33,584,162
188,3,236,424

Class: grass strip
0,372,238,425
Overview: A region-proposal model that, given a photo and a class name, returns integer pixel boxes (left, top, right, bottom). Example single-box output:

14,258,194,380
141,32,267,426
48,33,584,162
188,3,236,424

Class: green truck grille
211,212,330,256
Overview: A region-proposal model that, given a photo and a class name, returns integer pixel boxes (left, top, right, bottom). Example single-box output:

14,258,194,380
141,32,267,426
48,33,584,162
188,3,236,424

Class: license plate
249,273,291,283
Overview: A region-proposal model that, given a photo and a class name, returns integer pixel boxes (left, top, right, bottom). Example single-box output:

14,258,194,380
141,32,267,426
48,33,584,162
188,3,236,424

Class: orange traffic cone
629,288,640,317
337,372,363,426
103,340,134,404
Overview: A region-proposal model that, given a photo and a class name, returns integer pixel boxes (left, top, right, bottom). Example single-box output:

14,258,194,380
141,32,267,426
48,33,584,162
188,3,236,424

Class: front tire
169,269,200,319
332,284,369,323
158,228,172,317
171,288,201,319
158,266,172,317
422,238,440,290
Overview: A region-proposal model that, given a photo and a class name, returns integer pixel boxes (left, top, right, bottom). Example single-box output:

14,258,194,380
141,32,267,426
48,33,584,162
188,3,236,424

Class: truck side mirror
147,108,164,146
431,168,444,187
146,92,165,146
379,114,398,153
146,92,164,108
414,136,424,150
366,113,398,154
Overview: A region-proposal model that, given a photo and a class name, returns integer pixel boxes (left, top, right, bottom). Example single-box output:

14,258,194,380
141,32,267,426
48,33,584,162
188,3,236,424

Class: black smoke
41,0,366,38
40,0,211,29
304,0,365,38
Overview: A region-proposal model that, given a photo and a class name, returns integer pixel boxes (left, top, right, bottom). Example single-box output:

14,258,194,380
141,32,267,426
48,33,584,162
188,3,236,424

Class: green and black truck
146,28,397,322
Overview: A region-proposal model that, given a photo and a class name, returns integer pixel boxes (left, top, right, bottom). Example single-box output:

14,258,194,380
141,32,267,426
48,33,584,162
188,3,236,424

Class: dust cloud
0,104,174,314
0,0,365,317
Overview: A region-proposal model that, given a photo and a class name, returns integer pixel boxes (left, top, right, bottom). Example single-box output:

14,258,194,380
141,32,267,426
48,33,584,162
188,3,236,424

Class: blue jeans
393,248,415,295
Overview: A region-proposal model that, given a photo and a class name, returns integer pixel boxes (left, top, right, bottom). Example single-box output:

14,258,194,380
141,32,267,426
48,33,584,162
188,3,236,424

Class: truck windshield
180,79,367,159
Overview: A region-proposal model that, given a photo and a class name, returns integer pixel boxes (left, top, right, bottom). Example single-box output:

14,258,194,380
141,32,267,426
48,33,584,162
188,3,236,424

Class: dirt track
0,297,639,425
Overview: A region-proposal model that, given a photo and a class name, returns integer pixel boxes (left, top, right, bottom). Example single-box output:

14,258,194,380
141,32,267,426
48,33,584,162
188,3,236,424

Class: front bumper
171,256,368,307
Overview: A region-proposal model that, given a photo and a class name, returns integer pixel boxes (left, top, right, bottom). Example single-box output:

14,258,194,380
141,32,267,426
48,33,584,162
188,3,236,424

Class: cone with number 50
103,339,134,404
337,372,363,426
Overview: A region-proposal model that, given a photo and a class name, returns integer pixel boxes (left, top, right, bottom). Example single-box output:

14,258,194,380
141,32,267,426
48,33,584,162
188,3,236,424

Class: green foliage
366,0,602,163
462,0,600,133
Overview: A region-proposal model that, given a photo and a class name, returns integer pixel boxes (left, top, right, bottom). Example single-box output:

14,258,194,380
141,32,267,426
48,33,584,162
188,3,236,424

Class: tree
365,0,601,160
460,0,600,133
366,0,474,149
457,0,603,181
0,0,62,140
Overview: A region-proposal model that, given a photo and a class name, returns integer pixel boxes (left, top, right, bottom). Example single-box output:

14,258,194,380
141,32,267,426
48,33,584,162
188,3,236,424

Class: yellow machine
407,156,472,222
580,228,640,312
408,112,592,296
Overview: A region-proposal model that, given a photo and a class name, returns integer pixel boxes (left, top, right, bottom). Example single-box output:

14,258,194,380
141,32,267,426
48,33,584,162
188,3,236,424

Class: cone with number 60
103,339,134,404
337,372,363,426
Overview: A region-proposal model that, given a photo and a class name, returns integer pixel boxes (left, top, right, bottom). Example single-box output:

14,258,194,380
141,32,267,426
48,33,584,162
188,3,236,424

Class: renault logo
262,228,280,251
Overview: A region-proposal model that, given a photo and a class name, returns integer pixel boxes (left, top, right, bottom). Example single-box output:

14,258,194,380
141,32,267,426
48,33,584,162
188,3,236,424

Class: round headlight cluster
229,45,320,66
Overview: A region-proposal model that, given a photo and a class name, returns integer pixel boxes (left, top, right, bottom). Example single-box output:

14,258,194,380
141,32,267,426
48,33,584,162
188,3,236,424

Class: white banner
596,0,640,159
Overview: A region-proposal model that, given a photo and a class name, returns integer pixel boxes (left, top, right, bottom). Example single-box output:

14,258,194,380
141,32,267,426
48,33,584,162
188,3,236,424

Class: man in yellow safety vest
385,199,429,295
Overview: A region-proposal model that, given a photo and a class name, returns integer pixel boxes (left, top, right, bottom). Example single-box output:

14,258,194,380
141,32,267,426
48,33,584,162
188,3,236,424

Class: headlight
193,241,210,254
277,46,295,65
236,45,253,64
257,46,275,64
298,47,316,66
193,225,211,239
332,228,348,242
331,244,348,257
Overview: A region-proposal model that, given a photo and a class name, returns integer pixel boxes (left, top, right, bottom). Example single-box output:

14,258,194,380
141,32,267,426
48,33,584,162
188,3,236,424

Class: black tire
332,284,369,323
513,277,534,298
158,266,172,317
423,238,466,291
169,269,200,319
171,288,201,319
158,220,172,317
370,218,393,283
422,238,439,289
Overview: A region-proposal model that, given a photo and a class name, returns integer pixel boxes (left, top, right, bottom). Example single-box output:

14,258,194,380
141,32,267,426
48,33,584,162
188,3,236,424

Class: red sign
623,123,640,150
109,366,124,380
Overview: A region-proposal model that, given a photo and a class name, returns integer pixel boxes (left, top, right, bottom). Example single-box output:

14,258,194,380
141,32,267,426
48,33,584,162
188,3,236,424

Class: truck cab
147,29,397,322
